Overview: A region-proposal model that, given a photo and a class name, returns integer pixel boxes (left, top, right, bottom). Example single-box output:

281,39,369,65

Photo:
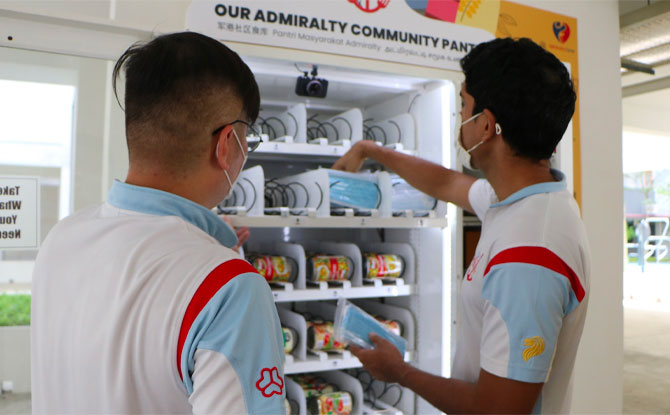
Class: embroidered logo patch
523,336,545,362
256,367,284,397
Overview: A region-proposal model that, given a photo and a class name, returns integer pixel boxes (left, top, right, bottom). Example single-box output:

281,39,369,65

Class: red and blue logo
349,0,390,13
552,21,570,43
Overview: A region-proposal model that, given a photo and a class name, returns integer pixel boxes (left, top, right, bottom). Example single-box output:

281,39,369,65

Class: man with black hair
334,37,589,413
31,32,286,413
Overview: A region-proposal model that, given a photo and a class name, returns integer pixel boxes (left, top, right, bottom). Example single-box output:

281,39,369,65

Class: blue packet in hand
334,298,406,356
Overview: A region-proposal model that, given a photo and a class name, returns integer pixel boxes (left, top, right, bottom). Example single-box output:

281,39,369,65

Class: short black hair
112,31,260,171
460,37,576,160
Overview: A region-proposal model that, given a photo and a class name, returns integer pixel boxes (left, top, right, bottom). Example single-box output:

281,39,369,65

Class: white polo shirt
31,181,285,414
452,170,590,414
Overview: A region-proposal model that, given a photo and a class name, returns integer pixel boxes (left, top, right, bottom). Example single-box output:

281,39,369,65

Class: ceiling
620,0,670,72
619,0,670,134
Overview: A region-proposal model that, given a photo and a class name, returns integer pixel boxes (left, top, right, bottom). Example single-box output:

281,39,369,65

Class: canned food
307,322,346,351
248,255,297,283
292,375,336,398
282,326,298,354
303,384,336,399
307,255,353,281
307,391,353,415
375,317,402,337
364,253,405,279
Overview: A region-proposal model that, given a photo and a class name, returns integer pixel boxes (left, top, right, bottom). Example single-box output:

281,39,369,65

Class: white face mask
455,112,484,171
219,129,248,200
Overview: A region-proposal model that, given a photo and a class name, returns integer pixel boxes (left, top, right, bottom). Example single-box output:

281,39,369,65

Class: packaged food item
307,391,353,415
282,326,298,354
292,375,336,398
307,321,347,351
248,254,297,283
285,398,291,415
307,255,353,282
364,253,405,279
334,298,407,356
375,317,402,337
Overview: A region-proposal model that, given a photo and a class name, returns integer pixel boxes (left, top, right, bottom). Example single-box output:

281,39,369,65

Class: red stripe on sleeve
483,246,585,302
176,259,258,381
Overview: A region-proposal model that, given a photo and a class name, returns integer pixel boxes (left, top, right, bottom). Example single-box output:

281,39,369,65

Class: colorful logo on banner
349,0,390,13
552,21,570,43
405,0,500,35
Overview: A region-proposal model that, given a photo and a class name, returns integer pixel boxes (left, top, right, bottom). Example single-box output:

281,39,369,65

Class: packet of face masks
334,298,406,356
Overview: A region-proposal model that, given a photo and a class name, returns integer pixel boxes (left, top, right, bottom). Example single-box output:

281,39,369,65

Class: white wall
623,96,670,135
0,1,625,412
0,327,30,393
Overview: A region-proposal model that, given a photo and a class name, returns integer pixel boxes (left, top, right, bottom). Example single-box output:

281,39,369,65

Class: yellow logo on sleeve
523,336,546,362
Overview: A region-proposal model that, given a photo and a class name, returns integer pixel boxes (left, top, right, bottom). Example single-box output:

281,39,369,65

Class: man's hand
332,140,375,172
349,333,411,383
221,216,250,250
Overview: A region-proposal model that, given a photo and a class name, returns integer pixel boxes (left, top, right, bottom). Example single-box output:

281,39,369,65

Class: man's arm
332,140,477,212
179,261,286,414
351,334,542,414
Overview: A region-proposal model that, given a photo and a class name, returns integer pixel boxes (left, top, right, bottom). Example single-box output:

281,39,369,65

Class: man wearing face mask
333,38,589,414
31,32,286,414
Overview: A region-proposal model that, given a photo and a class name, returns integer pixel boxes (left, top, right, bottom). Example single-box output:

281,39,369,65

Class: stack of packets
334,299,407,356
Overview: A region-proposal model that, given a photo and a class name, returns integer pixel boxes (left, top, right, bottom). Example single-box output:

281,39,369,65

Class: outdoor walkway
624,262,670,304
624,261,670,414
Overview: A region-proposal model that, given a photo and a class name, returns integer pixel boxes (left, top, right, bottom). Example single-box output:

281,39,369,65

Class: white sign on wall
186,0,495,71
0,176,40,249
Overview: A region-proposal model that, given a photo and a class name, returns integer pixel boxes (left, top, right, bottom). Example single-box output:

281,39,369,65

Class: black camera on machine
295,65,328,98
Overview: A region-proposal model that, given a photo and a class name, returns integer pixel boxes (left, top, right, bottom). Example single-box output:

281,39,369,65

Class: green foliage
627,225,636,243
0,294,31,326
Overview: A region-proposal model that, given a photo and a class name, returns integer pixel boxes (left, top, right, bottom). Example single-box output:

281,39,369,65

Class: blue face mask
328,172,381,210
334,298,407,356
390,175,437,212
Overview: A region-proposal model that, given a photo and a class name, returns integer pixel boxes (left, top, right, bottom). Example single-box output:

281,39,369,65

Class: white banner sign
0,176,40,249
186,0,495,71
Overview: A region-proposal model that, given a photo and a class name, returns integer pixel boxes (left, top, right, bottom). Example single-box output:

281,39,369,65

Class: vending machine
217,53,459,414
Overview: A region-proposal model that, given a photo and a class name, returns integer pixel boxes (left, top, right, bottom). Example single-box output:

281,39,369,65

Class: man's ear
481,109,502,140
214,125,233,170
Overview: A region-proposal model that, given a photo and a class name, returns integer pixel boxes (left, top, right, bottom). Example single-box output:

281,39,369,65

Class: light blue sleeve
480,263,579,383
182,273,285,414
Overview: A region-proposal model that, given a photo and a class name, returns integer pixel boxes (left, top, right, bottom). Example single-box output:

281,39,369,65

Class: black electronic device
295,65,328,98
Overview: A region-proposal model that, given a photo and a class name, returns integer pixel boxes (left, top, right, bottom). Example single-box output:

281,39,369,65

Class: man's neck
483,156,556,203
125,168,215,208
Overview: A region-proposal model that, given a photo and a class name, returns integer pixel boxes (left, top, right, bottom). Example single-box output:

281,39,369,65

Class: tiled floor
623,261,670,414
623,305,670,414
